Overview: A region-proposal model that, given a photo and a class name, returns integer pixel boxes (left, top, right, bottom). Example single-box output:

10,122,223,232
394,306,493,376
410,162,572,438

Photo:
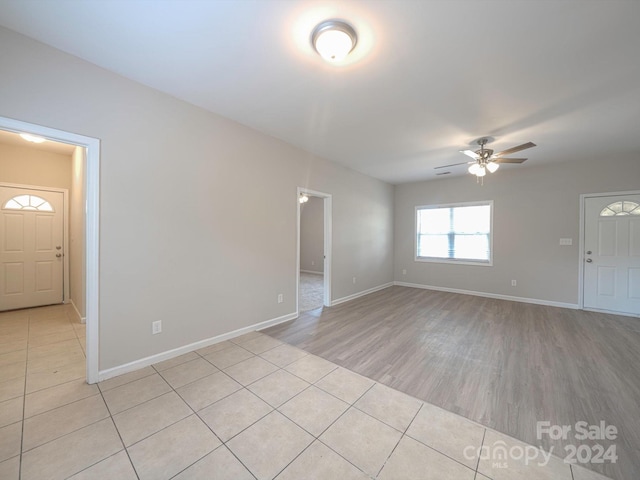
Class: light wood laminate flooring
263,286,640,480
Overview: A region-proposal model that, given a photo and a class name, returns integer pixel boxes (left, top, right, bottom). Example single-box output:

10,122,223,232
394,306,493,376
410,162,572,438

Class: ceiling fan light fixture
312,20,357,62
435,138,535,183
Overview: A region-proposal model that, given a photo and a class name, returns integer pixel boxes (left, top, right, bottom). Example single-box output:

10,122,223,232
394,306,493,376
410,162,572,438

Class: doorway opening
0,116,100,383
297,188,331,314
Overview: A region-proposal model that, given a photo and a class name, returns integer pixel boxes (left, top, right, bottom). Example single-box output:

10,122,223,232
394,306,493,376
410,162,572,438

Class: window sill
415,257,493,267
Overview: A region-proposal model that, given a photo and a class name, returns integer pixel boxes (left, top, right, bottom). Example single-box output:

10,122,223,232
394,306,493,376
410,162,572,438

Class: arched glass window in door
2,194,54,212
600,201,640,217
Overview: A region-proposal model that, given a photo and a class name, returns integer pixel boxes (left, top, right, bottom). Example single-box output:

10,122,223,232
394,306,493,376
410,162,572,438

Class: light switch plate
559,238,573,246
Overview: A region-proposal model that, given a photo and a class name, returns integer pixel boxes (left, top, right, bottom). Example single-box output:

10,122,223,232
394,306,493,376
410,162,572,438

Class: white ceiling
0,0,639,184
0,130,76,156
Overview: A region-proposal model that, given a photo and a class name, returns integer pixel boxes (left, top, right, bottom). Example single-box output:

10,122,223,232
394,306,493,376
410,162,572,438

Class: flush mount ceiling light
311,19,357,62
19,133,47,144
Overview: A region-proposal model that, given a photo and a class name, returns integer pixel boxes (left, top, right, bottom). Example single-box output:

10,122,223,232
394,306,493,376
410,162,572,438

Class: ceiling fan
435,138,536,183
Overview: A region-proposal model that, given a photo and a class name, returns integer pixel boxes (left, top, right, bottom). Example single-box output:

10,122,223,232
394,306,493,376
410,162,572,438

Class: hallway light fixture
20,133,46,144
311,19,357,62
299,193,309,204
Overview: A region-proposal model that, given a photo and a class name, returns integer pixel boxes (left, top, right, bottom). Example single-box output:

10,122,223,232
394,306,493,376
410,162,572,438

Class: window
600,201,640,216
2,195,54,212
416,201,492,265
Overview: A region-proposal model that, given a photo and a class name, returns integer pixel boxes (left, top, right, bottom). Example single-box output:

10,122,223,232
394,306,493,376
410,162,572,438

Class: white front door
583,194,640,316
0,186,64,311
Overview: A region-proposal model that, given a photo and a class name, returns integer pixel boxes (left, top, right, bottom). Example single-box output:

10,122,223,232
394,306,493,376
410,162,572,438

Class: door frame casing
297,187,332,314
578,189,640,314
0,116,101,383
0,183,69,308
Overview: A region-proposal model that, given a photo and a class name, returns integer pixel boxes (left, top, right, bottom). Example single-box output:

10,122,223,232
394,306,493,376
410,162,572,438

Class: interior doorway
0,116,100,383
297,188,331,314
580,191,640,317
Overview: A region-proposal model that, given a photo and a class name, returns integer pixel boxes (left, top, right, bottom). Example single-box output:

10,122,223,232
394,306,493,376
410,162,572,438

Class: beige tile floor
0,305,611,480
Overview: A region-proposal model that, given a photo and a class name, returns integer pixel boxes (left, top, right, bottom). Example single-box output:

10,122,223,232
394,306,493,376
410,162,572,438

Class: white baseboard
300,270,323,275
394,281,579,310
97,311,298,382
256,312,299,331
583,307,640,318
69,300,86,324
332,282,394,306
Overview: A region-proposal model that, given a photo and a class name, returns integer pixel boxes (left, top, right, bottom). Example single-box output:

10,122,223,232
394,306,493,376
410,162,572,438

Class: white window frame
414,200,494,266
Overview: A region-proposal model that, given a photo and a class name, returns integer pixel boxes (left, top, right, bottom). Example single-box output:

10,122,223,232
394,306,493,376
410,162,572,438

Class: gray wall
300,196,324,274
0,27,394,371
394,155,640,305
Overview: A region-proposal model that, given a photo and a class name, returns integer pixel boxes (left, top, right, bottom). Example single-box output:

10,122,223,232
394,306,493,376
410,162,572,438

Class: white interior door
583,194,640,315
0,186,64,311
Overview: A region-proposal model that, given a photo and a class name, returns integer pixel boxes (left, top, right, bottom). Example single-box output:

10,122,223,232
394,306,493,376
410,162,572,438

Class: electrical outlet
277,294,283,304
511,280,517,287
352,276,356,284
402,269,407,275
152,320,162,335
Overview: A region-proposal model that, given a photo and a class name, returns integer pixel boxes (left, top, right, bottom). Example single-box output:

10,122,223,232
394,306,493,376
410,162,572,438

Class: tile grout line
405,428,481,475
15,305,129,479
14,351,475,480
20,393,105,451
269,336,493,478
269,333,510,476
14,308,81,477
311,381,381,477
68,449,135,480
97,367,157,394
165,342,355,479
17,310,32,480
263,371,378,480
91,343,283,460
155,352,284,479
97,377,141,480
160,363,260,480
374,401,425,477
475,428,487,475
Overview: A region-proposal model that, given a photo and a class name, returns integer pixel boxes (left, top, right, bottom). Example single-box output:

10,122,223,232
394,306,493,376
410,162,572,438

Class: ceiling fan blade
434,161,471,169
495,158,527,164
493,142,536,157
460,149,479,159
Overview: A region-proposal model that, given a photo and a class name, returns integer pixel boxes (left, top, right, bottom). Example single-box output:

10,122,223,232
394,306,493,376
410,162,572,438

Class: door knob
56,253,62,258
56,246,62,250
586,258,592,263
